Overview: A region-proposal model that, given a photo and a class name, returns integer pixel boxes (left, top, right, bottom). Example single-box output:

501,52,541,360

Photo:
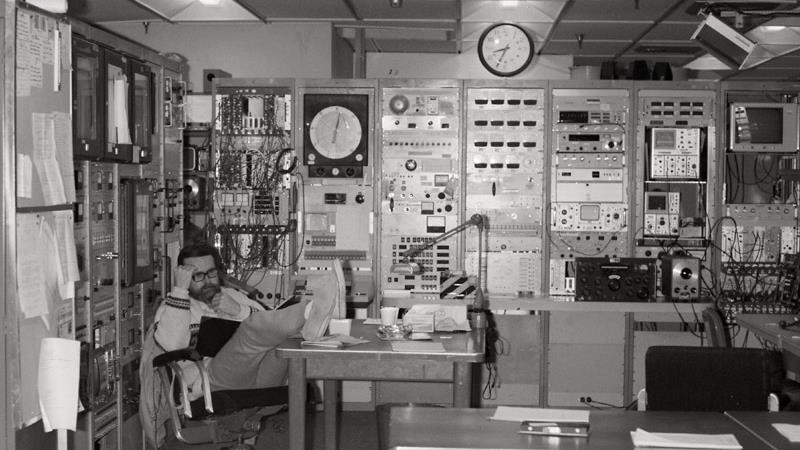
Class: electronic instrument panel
378,82,462,299
549,89,631,296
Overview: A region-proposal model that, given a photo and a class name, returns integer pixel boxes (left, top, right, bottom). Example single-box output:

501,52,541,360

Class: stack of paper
630,428,743,449
490,406,589,424
301,335,369,348
772,423,800,443
390,341,446,353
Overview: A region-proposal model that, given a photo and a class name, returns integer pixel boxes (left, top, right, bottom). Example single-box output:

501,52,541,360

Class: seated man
142,243,336,422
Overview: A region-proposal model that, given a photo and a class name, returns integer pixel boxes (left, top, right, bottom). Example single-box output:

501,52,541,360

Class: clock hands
493,44,510,67
332,112,341,144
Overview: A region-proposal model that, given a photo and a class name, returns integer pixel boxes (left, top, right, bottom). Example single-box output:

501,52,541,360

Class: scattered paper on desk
405,304,470,331
630,428,742,449
491,406,589,424
301,335,369,348
391,341,446,353
772,423,800,442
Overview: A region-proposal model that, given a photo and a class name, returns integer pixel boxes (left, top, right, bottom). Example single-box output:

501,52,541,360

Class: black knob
608,278,621,291
355,193,365,204
680,268,693,279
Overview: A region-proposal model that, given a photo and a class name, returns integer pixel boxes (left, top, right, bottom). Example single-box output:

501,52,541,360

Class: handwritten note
16,214,49,320
17,153,33,198
38,338,80,432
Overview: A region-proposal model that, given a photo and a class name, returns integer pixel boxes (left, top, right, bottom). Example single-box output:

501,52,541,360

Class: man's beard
194,284,221,304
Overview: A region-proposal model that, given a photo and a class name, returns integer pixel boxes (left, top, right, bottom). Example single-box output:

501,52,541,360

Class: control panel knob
405,159,418,171
355,193,365,204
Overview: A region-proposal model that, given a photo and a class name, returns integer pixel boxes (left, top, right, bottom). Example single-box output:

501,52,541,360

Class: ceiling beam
232,0,270,24
340,0,362,20
612,0,693,60
129,0,174,23
537,0,573,55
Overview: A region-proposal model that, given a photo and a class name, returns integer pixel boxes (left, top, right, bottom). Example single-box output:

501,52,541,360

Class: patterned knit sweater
152,285,265,400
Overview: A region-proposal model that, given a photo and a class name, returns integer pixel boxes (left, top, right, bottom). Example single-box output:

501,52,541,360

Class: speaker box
600,61,617,80
661,255,700,302
184,176,207,211
690,14,755,69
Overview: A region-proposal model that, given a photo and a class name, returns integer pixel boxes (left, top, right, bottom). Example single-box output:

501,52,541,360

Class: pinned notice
38,338,80,432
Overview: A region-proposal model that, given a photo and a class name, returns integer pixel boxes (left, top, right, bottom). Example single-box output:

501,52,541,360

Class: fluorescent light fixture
762,25,786,31
500,0,520,6
197,0,221,5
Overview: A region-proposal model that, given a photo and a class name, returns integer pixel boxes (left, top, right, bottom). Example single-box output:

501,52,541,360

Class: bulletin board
15,9,74,209
15,211,79,426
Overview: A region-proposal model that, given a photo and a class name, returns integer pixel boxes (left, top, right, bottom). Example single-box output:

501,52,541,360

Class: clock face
478,23,534,77
309,106,363,160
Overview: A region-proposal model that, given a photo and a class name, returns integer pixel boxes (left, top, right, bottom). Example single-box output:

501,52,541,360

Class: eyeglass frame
191,268,219,282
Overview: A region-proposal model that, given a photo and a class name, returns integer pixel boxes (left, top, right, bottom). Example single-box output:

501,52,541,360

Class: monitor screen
653,129,676,150
735,107,783,144
646,194,667,211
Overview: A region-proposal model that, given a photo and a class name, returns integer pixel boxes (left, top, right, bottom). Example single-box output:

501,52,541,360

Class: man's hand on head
174,265,196,290
212,291,242,317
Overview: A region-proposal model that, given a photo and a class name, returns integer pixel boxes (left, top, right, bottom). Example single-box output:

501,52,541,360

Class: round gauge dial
309,106,363,160
478,23,534,77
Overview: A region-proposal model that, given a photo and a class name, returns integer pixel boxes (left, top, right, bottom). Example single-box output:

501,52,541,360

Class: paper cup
380,307,399,326
328,318,352,336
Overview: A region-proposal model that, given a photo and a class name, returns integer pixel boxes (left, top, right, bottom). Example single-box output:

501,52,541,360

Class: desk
276,321,485,450
726,411,800,450
736,314,800,358
386,407,769,449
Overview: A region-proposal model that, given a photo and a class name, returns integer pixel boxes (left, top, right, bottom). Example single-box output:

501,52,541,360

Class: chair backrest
645,346,781,412
701,307,730,348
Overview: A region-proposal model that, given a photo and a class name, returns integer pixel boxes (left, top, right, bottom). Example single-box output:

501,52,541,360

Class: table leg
323,379,341,450
288,358,307,450
453,362,473,408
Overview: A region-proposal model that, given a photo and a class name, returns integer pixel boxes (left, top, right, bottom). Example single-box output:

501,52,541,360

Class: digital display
559,111,589,123
736,107,783,144
568,134,600,142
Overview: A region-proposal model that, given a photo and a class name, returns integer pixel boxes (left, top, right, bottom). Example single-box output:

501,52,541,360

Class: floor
163,409,380,450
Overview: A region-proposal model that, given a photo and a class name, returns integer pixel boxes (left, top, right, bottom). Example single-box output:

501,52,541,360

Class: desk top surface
387,407,769,450
725,411,800,449
276,321,485,362
735,314,800,356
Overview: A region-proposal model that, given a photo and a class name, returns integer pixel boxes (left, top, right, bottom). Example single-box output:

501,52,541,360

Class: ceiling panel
461,22,552,41
461,1,562,22
66,0,160,22
238,0,354,20
550,21,650,40
639,22,698,40
63,0,800,80
561,0,683,21
350,0,458,21
544,40,630,55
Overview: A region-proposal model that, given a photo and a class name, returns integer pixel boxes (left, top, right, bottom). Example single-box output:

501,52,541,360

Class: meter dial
309,106,363,160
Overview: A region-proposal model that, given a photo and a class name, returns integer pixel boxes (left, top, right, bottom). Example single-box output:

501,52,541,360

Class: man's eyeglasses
192,268,219,282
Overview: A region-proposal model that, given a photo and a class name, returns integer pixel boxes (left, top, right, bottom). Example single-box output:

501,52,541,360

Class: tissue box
402,313,435,332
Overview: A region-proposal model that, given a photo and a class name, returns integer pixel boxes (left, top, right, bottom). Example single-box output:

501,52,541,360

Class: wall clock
303,94,369,178
477,23,534,77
